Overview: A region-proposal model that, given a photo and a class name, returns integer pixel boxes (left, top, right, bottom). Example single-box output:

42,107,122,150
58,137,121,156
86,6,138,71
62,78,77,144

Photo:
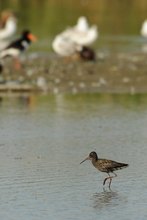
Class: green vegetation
0,0,147,38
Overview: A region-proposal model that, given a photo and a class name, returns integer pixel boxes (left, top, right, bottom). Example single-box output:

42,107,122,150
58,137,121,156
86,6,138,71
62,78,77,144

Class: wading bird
80,151,128,188
0,30,37,71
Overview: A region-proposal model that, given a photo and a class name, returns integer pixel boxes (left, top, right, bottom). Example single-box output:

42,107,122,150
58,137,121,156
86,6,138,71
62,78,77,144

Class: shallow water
0,94,147,219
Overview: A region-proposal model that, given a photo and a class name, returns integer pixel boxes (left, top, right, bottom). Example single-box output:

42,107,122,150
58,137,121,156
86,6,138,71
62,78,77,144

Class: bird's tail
114,163,129,171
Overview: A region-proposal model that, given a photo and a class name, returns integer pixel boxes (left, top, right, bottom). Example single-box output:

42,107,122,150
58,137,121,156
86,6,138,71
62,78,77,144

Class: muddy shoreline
0,51,147,95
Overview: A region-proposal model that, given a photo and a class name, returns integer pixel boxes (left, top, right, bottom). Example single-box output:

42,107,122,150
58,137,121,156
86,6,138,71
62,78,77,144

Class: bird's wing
6,38,22,49
98,159,128,172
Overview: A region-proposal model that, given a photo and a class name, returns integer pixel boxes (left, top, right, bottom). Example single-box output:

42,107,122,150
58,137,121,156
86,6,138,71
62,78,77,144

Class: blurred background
1,0,147,51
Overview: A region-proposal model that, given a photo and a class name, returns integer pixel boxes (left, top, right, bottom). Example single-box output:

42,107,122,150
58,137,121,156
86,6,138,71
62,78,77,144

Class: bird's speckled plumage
80,151,128,188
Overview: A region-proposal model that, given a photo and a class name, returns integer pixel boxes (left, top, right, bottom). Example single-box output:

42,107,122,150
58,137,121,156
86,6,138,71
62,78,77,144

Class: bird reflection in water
92,189,121,210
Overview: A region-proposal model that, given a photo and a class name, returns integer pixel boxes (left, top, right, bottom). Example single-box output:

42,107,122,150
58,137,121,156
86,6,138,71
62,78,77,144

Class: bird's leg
103,173,111,186
112,172,117,178
13,57,22,70
103,172,117,188
108,176,112,188
108,172,117,188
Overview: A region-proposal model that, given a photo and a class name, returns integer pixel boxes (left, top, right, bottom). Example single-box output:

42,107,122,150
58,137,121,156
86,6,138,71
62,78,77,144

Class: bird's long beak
80,156,90,164
28,33,37,42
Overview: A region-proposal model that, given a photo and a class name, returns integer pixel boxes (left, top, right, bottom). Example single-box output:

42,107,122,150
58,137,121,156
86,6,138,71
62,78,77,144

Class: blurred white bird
0,10,17,40
0,10,17,51
52,34,81,57
141,19,147,37
52,16,98,60
64,16,98,45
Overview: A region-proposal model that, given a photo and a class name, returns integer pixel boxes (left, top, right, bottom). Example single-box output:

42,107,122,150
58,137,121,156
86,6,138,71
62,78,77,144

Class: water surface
0,94,147,219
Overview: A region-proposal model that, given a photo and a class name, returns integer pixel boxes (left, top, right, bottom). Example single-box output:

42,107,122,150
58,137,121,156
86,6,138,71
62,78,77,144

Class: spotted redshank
80,151,128,188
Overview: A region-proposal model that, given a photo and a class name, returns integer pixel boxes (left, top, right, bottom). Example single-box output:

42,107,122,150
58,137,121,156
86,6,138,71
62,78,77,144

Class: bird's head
22,30,37,42
80,151,98,164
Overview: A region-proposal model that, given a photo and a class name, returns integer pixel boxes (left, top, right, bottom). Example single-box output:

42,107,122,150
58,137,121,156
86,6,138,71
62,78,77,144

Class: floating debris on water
53,87,59,94
79,82,86,88
54,78,61,84
0,51,147,94
72,87,78,94
99,77,107,85
122,77,130,83
130,86,135,95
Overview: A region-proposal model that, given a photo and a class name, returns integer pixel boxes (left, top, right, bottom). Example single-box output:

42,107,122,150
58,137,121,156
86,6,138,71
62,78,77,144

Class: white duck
0,10,17,40
0,10,17,51
52,33,82,56
141,19,147,37
52,16,98,58
64,16,98,45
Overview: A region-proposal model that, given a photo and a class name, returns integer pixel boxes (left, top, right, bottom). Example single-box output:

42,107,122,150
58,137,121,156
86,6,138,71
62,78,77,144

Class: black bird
0,30,37,70
79,46,96,61
0,30,37,58
80,151,128,188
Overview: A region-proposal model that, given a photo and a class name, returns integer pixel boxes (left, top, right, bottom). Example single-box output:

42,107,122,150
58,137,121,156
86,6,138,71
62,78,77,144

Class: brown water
0,94,147,219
